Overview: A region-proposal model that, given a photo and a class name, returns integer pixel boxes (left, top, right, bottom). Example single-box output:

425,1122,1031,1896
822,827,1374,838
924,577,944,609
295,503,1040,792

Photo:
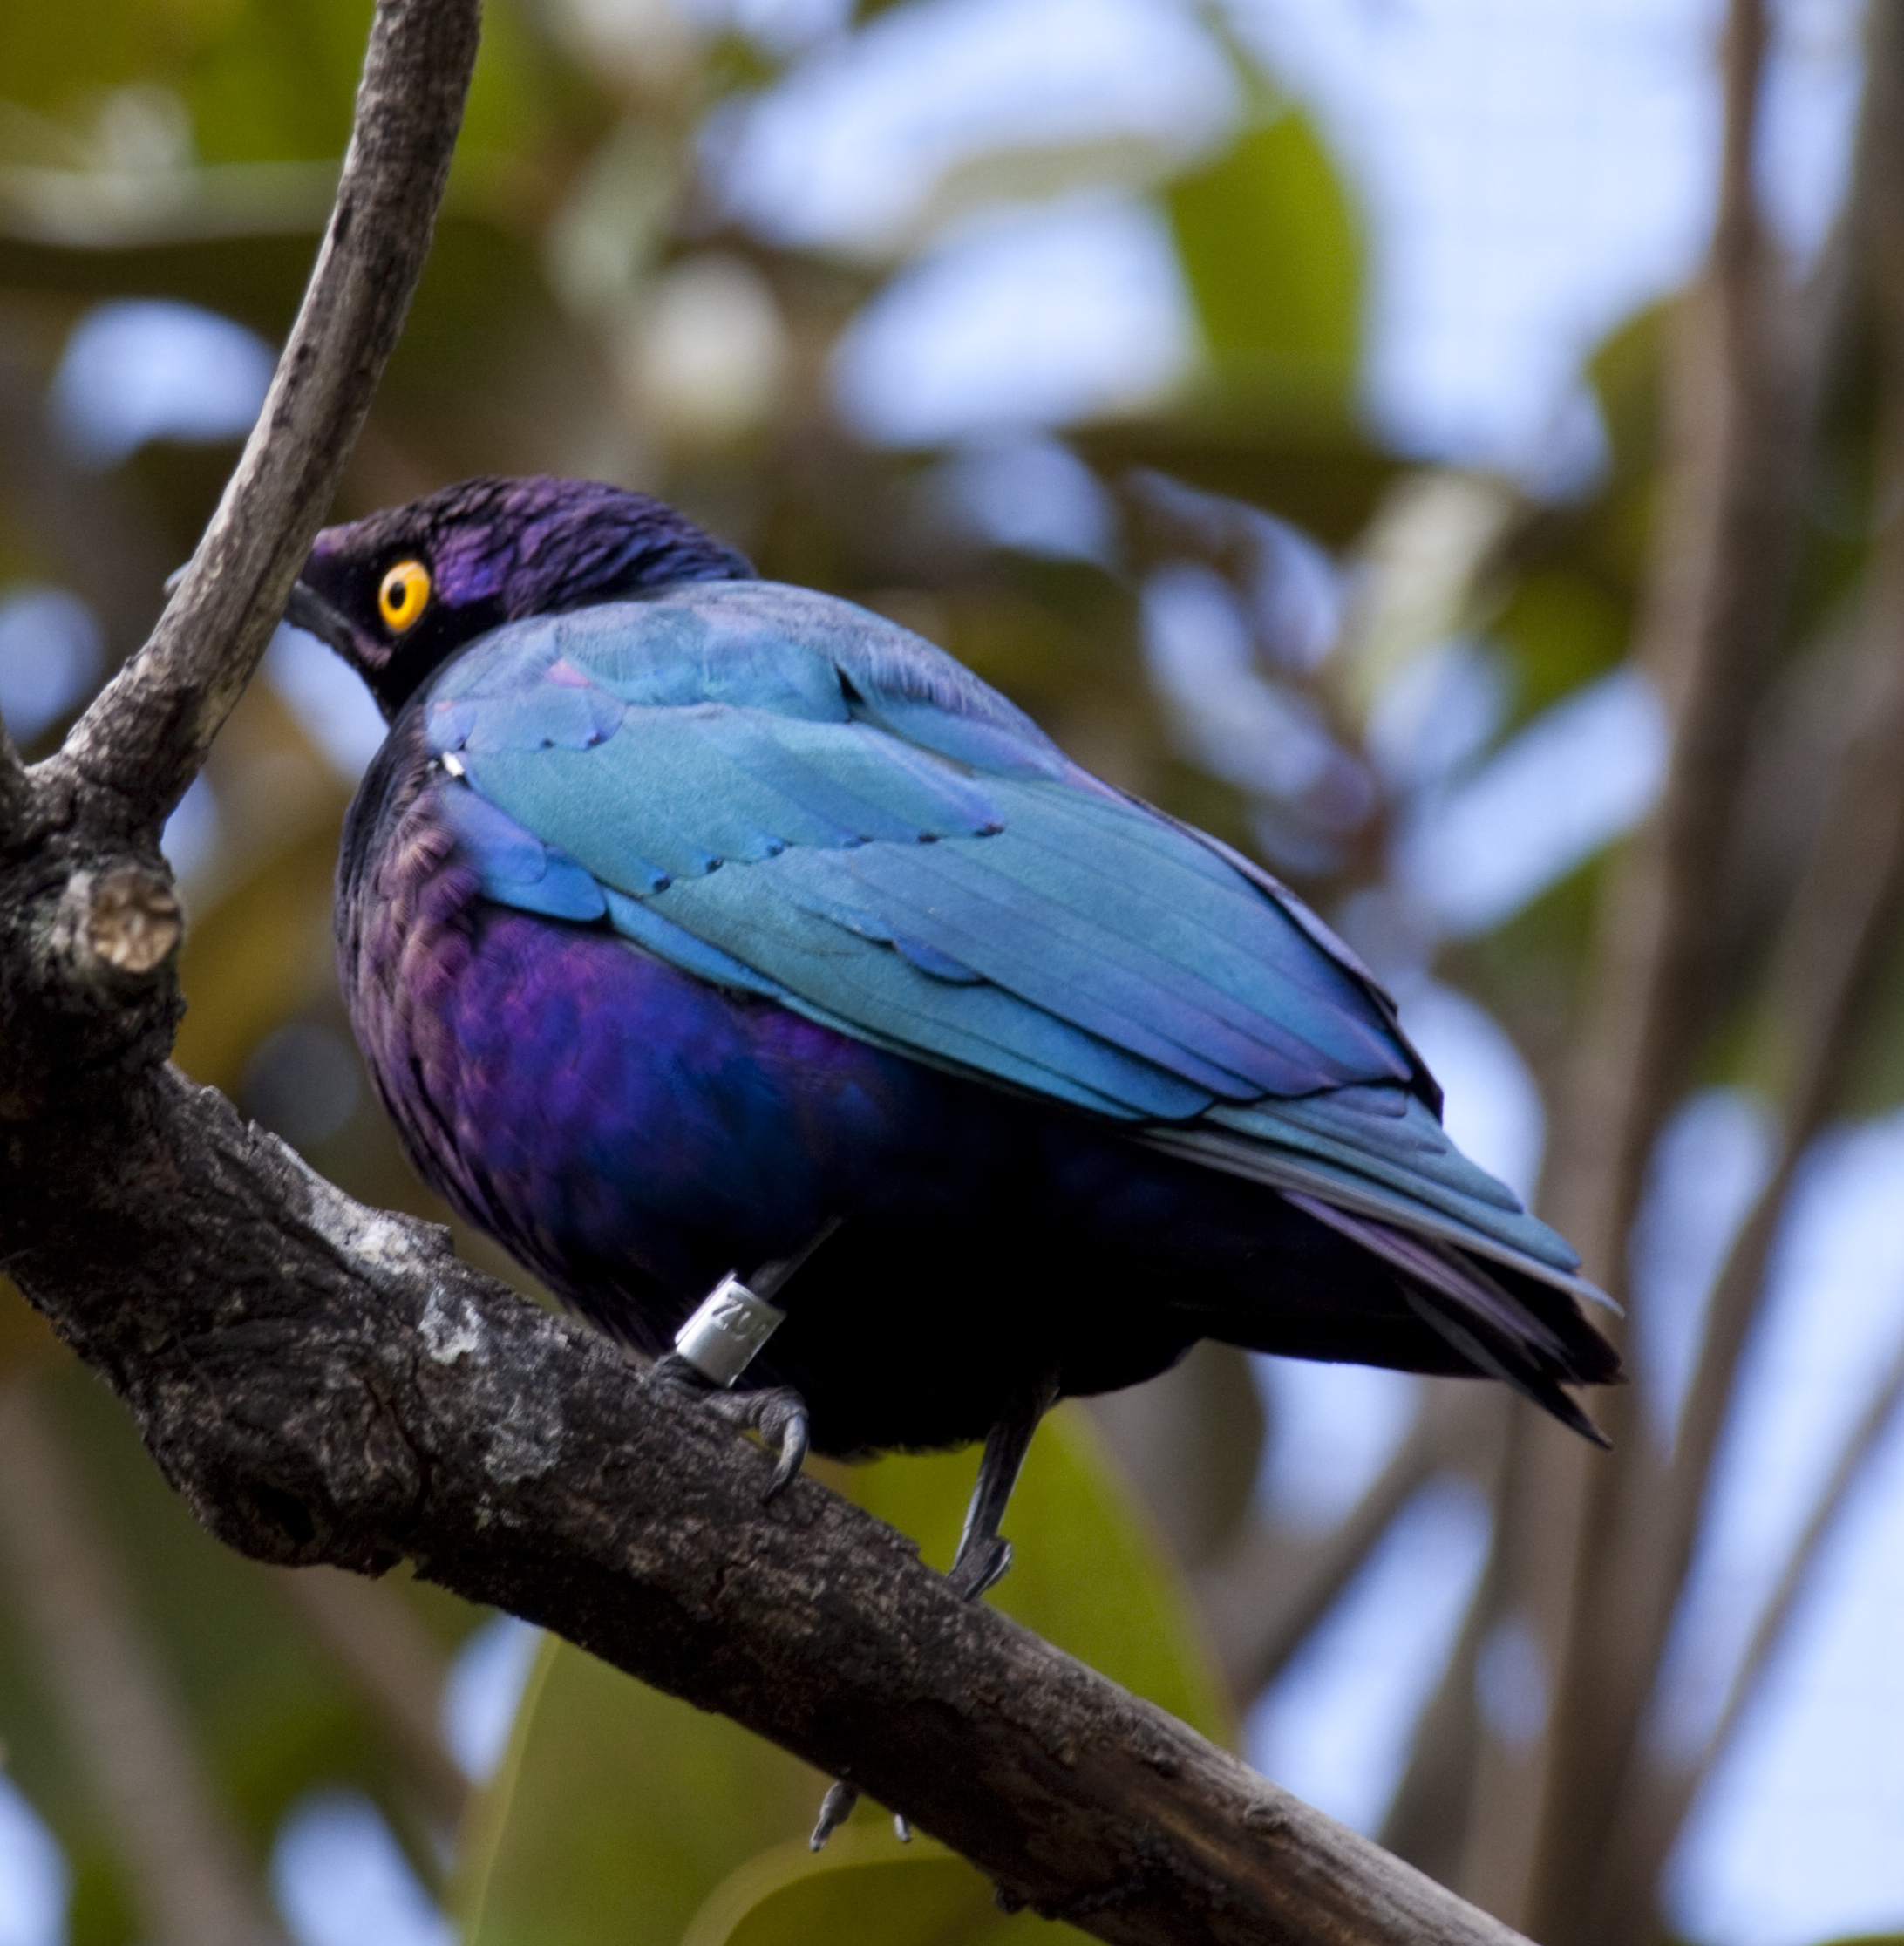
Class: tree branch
34,0,479,838
1536,0,1798,1305
1375,1394,1519,1886
0,1,1536,1939
3,1070,1529,1946
1716,1353,1904,1762
1558,17,1904,1928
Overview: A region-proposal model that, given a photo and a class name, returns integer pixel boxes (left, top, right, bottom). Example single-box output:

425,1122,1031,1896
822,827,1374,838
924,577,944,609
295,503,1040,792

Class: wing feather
420,581,1592,1307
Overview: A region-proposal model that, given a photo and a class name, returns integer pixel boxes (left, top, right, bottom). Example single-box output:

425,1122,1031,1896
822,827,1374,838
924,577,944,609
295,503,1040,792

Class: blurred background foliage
4,0,1904,1943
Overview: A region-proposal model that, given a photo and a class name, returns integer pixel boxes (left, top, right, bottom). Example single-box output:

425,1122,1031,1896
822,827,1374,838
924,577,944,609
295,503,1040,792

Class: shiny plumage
299,474,1619,1460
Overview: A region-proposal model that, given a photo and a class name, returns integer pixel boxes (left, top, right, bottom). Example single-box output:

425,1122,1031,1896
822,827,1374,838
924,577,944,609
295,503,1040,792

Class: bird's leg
947,1378,1057,1598
644,1221,840,1500
677,1377,812,1498
810,1376,1058,1850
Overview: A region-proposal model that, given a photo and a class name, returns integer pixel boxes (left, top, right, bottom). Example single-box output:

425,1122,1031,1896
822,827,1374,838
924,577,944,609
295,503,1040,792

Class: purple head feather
290,474,753,718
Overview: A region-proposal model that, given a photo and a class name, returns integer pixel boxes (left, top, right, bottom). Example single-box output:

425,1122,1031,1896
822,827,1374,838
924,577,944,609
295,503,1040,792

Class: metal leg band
673,1274,785,1389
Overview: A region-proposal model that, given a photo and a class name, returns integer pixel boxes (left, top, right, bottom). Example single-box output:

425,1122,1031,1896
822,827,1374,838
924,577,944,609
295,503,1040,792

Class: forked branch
37,0,480,836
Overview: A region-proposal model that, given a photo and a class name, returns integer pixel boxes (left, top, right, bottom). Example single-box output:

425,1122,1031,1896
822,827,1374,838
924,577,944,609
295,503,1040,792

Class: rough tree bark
0,1,1539,1942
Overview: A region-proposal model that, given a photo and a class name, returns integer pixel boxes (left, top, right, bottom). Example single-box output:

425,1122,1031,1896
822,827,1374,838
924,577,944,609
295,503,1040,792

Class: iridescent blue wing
421,581,1591,1298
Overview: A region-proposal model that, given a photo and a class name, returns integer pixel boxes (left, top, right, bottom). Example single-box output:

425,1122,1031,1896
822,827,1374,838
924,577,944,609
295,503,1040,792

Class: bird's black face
290,474,754,720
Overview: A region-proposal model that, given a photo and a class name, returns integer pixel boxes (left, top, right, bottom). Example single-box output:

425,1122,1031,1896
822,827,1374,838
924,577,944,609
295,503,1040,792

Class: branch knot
63,863,181,977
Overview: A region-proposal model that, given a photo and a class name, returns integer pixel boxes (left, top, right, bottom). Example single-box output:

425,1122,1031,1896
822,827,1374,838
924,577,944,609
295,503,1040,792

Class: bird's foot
806,1784,911,1849
946,1534,1012,1601
809,1780,859,1850
645,1352,810,1500
809,1391,1049,1851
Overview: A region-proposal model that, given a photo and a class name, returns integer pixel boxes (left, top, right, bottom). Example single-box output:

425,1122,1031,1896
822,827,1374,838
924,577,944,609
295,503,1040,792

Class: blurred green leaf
457,1405,1228,1944
0,1278,59,1382
915,135,1185,250
1493,567,1630,731
1584,301,1666,493
184,0,375,164
173,821,342,1095
1829,878,1904,1120
455,1632,831,1946
678,1828,1065,1946
1165,111,1363,425
0,2,174,119
1075,420,1394,551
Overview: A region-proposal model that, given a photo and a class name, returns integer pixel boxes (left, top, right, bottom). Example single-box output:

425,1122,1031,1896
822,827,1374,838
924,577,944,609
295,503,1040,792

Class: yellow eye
378,559,431,632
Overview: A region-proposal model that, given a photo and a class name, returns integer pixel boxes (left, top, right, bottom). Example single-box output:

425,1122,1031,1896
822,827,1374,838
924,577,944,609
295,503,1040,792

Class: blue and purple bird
291,473,1618,1600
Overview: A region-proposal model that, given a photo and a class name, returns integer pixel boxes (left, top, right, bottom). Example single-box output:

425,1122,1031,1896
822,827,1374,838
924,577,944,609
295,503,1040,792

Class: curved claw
948,1534,1012,1602
658,1372,812,1503
758,1392,810,1500
810,1779,860,1851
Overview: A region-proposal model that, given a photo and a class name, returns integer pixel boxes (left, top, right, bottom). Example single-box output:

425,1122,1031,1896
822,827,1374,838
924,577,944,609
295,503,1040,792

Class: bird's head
288,474,754,719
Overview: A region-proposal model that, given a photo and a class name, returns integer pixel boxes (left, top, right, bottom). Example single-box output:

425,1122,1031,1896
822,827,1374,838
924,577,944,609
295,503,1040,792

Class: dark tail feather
1283,1190,1615,1447
1400,1288,1612,1448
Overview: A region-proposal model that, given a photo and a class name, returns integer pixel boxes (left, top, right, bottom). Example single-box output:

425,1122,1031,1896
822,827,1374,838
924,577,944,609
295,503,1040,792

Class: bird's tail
1282,1189,1618,1446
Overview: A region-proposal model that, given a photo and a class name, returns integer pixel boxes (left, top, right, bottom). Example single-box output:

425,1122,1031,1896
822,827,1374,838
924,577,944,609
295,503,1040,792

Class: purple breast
334,729,990,1346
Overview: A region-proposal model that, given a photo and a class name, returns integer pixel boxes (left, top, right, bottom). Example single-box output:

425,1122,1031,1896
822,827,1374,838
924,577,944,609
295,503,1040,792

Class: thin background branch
265,1564,468,1832
0,1378,287,1946
1572,12,1904,1922
1459,2,1838,1929
1194,1387,1499,1703
1603,1325,1904,1915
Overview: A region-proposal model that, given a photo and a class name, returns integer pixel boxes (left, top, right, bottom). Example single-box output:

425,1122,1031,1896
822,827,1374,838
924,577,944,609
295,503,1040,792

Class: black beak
283,581,359,658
